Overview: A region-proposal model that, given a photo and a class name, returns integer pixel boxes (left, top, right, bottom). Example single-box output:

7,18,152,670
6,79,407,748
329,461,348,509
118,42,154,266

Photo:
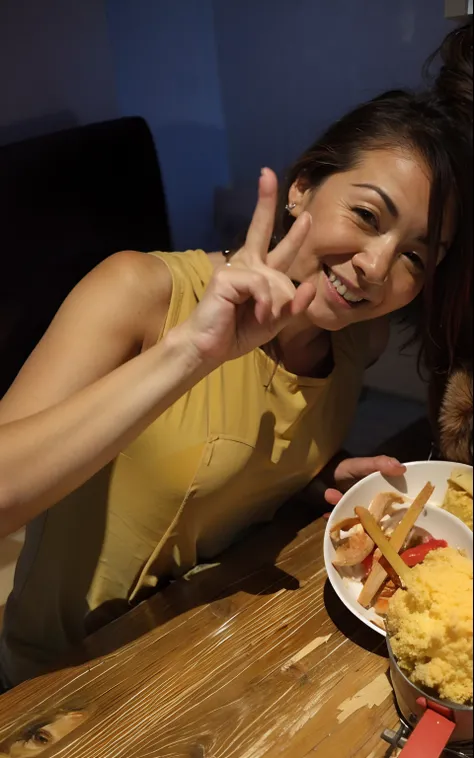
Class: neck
277,316,330,376
278,314,324,351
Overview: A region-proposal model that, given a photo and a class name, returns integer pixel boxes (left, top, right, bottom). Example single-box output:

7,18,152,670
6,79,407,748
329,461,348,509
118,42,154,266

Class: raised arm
0,250,185,535
0,168,315,536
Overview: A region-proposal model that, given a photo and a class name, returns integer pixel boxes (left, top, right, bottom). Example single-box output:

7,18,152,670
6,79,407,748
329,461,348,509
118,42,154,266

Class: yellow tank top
88,250,370,609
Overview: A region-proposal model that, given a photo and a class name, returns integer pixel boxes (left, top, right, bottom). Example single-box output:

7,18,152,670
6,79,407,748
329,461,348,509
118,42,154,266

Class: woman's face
1,712,86,757
285,148,454,331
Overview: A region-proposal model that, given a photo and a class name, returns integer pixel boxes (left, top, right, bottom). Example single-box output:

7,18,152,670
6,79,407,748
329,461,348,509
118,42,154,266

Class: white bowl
323,461,473,636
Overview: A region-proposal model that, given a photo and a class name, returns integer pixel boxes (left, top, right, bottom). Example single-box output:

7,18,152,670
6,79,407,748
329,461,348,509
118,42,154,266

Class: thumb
290,281,317,316
273,281,316,330
370,456,406,476
343,456,406,480
325,488,343,506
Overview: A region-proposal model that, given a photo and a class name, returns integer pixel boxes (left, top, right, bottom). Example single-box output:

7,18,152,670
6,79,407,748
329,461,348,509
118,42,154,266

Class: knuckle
251,270,269,289
215,267,229,285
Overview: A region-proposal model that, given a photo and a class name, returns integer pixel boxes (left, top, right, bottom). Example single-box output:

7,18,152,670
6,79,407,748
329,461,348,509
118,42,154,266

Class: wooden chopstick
358,482,434,608
355,507,412,587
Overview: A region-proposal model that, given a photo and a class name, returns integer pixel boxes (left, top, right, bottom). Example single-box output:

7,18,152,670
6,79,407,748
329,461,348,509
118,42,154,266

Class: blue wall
106,0,230,251
0,0,117,145
213,0,453,185
0,1,454,251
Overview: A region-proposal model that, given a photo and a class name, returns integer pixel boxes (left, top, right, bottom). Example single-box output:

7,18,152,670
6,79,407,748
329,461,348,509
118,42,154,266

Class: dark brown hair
425,21,473,131
424,21,473,437
273,83,471,374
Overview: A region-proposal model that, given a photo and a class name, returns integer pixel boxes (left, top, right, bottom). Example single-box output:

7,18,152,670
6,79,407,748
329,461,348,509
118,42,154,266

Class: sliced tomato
400,539,448,568
378,539,448,581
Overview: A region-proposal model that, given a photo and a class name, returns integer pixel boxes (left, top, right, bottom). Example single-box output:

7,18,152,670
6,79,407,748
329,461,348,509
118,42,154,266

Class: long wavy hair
273,87,470,372
424,21,473,432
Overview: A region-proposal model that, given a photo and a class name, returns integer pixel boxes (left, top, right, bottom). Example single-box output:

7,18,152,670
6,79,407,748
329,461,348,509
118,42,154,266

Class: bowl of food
385,546,473,753
323,461,473,636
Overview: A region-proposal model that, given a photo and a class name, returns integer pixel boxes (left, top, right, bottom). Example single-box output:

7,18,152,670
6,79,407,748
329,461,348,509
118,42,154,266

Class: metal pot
387,641,473,757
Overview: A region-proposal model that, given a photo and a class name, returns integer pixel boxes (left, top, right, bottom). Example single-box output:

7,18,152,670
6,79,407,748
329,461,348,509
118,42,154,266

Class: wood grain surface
0,500,400,757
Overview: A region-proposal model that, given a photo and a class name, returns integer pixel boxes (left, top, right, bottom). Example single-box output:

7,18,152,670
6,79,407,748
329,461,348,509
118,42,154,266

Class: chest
122,348,362,498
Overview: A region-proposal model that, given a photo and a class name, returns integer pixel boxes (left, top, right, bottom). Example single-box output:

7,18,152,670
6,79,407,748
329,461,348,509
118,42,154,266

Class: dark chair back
0,117,170,396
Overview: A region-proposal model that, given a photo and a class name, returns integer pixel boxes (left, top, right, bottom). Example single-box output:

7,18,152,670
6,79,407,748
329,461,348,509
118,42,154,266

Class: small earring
285,203,297,213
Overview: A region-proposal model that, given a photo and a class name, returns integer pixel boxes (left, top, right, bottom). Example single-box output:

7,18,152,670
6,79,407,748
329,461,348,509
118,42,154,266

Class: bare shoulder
117,251,174,347
0,251,173,421
79,250,173,342
93,250,172,311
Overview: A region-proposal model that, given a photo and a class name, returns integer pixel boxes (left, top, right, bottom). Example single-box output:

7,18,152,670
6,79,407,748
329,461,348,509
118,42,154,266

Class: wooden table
0,500,401,758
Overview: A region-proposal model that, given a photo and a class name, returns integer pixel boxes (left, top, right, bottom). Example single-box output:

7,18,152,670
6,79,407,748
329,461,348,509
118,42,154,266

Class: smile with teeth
326,268,365,304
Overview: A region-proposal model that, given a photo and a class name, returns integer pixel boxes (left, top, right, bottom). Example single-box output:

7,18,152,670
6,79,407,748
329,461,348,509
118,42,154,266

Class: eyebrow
353,183,449,251
353,183,399,218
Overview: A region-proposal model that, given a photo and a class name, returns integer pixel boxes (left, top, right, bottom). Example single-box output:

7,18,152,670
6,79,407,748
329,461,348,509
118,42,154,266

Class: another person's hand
324,455,406,507
182,168,316,365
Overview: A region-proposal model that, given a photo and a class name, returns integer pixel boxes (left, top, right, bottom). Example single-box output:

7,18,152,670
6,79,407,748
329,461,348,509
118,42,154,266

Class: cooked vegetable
373,580,397,615
362,551,375,578
368,491,404,522
331,492,405,573
373,596,390,615
332,525,374,567
400,539,448,568
355,507,412,586
330,516,360,538
357,482,434,609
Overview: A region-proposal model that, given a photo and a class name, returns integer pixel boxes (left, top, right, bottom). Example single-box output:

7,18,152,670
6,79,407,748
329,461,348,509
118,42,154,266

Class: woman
0,80,469,690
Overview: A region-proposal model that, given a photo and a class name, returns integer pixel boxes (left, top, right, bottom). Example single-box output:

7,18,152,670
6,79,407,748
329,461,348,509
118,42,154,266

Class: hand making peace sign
184,168,316,365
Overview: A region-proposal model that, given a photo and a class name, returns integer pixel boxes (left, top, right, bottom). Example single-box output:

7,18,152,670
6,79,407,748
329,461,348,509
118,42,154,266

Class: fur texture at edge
439,367,473,464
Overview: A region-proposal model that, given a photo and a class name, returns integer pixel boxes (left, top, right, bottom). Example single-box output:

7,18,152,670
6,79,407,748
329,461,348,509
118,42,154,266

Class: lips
323,265,366,305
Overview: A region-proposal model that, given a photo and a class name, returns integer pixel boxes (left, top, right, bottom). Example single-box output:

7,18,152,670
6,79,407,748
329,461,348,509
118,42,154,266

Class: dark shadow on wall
0,111,78,147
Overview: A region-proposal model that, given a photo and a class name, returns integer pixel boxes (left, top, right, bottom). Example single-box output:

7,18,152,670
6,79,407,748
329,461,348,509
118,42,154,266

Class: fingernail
260,167,269,176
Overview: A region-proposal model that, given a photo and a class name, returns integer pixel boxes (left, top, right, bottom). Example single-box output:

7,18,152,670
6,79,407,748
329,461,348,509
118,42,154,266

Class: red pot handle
398,708,456,758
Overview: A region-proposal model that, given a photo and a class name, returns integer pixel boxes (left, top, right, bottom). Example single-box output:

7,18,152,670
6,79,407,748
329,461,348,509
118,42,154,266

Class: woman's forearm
0,326,212,536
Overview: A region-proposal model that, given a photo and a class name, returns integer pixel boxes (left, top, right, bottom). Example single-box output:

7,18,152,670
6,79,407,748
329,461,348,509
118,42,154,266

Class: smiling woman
0,36,471,693
273,90,463,352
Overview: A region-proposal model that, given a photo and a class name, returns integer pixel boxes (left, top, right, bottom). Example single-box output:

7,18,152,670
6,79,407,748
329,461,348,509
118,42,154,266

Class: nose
352,237,398,286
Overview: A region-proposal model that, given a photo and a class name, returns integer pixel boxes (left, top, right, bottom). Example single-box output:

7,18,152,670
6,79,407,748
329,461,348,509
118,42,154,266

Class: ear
287,174,313,216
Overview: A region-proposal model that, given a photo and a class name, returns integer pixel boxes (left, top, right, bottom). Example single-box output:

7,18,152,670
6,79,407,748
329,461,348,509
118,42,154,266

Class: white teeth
327,269,364,304
344,290,363,303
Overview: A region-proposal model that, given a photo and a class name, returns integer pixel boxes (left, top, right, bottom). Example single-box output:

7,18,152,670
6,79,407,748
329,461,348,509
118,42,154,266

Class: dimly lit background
1,0,453,250
0,0,466,623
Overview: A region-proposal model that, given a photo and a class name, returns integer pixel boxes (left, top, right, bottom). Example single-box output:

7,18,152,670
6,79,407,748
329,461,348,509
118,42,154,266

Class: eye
353,207,379,230
402,251,425,271
28,728,52,746
35,730,50,744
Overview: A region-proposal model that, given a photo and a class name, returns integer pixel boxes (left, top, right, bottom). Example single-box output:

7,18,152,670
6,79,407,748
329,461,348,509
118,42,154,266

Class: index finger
244,168,278,262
